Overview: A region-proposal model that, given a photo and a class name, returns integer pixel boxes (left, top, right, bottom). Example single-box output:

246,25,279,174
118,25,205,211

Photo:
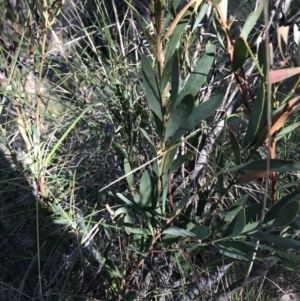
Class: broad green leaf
242,82,266,150
240,3,263,40
162,226,196,237
176,43,216,107
241,221,260,234
169,94,223,144
232,37,248,71
165,94,194,146
271,201,300,228
224,195,248,222
229,130,241,165
169,155,189,172
141,55,163,136
245,203,263,223
223,209,246,237
124,158,134,189
230,159,300,173
140,171,152,208
191,225,210,240
253,233,300,252
264,190,300,226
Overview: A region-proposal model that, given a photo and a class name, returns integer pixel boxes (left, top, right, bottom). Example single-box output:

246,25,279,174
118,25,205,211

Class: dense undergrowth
1,0,300,300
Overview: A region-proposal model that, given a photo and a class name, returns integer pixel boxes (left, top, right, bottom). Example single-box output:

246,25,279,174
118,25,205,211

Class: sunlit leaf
277,26,289,60
217,0,227,22
269,67,300,84
162,226,196,237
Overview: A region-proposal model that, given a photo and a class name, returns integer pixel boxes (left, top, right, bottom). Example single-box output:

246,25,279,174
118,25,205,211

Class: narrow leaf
124,159,134,189
169,94,222,144
165,94,194,146
163,226,196,237
223,209,246,237
170,50,180,111
140,171,152,208
242,82,266,150
269,67,300,84
176,43,216,107
169,155,189,172
277,26,289,60
230,159,300,173
224,195,248,222
141,55,163,136
229,130,241,164
163,0,203,41
240,3,263,40
232,37,248,71
264,190,300,225
253,233,300,252
212,243,250,260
